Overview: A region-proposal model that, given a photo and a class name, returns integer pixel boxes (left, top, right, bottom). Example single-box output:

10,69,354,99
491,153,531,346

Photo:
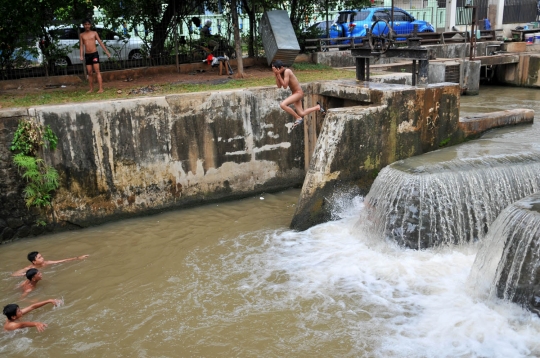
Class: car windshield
355,11,370,21
337,10,370,23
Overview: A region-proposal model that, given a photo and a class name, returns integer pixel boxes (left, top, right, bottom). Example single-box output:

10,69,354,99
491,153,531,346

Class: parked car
304,20,343,45
331,7,435,44
45,25,147,66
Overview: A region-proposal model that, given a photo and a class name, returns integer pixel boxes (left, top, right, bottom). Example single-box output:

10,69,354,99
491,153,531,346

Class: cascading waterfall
468,194,540,311
363,151,540,249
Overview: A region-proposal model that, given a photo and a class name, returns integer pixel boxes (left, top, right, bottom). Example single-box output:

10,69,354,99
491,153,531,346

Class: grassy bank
0,63,356,109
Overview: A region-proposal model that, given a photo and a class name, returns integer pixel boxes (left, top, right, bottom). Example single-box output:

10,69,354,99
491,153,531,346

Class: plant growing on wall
10,119,59,208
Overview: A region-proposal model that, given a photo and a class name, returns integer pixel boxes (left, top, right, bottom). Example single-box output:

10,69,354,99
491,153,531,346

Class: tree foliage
0,0,372,69
10,119,60,209
0,0,93,70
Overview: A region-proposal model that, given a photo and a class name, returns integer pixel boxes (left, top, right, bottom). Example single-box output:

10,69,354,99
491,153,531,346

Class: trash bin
260,10,300,66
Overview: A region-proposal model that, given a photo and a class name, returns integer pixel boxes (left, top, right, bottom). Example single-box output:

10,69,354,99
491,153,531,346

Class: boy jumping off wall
272,60,325,129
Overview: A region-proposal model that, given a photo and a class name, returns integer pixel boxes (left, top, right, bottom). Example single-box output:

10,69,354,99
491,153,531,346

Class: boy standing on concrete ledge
272,60,325,129
79,18,111,93
3,299,62,332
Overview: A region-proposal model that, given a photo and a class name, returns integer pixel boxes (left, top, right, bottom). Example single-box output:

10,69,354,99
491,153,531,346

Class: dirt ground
107,61,273,89
1,61,274,98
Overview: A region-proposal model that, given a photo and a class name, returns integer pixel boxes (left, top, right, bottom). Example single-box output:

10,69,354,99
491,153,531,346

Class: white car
47,25,146,66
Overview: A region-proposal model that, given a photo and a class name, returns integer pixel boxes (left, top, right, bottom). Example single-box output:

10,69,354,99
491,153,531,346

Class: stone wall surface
0,108,51,242
290,81,463,231
0,85,324,242
495,54,540,88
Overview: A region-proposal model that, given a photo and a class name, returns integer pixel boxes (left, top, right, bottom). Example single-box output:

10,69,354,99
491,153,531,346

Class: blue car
332,7,435,44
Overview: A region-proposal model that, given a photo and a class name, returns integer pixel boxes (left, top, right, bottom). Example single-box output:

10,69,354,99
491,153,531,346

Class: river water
1,86,540,357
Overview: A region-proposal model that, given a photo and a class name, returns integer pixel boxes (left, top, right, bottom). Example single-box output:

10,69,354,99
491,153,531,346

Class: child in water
3,299,62,332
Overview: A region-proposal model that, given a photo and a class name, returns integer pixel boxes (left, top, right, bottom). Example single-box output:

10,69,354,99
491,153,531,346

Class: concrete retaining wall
0,85,323,242
496,54,540,87
290,81,463,231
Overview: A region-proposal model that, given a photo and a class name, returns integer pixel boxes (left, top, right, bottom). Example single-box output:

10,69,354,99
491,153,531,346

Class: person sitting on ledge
3,299,62,332
11,251,89,277
19,268,42,298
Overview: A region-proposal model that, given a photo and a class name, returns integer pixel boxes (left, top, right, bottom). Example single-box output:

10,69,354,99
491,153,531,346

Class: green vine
11,120,57,155
10,119,59,209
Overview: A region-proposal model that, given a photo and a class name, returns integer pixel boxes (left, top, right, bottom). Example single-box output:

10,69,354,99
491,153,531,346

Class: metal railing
503,0,538,24
304,30,472,52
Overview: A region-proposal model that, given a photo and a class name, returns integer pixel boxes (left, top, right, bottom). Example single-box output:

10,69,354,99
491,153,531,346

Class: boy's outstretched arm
45,254,89,265
11,265,33,277
21,299,61,315
5,321,48,332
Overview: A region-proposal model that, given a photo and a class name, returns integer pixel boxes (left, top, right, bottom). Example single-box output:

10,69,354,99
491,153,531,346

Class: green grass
0,65,355,108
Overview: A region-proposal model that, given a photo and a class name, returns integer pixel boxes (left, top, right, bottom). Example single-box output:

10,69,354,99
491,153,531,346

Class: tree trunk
241,0,256,58
231,0,245,78
150,0,175,57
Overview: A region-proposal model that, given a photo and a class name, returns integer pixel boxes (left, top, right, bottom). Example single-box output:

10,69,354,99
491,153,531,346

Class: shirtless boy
272,60,325,129
3,299,61,332
19,268,42,298
11,251,89,277
79,18,111,93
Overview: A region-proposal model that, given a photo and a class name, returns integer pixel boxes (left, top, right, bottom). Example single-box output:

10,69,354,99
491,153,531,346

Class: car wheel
54,57,71,67
129,50,144,60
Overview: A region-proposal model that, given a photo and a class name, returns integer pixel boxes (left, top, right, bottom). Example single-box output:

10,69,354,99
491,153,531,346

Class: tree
231,0,245,77
0,0,93,73
96,0,220,58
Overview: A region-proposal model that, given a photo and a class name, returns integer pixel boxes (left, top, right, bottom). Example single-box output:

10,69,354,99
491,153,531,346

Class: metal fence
0,10,261,81
455,0,489,26
503,0,538,24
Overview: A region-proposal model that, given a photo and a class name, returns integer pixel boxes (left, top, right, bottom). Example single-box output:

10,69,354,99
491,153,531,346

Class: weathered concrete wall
495,54,540,87
0,108,50,242
0,85,327,242
290,81,463,231
459,109,535,137
463,60,481,95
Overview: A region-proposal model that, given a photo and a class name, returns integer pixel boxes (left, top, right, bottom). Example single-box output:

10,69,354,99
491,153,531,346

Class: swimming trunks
85,52,99,64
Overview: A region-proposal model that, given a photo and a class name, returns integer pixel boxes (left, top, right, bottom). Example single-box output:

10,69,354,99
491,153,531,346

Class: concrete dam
0,78,533,243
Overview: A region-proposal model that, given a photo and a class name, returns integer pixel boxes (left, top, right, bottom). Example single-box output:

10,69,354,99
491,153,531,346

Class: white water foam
184,196,540,357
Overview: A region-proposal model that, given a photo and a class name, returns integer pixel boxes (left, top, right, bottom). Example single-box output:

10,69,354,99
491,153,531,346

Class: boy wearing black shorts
79,18,111,93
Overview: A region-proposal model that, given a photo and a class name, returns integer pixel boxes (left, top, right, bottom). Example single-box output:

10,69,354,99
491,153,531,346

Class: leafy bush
13,154,59,208
10,119,59,209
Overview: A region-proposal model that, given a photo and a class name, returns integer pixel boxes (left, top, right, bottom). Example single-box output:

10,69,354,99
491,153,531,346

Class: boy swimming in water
19,268,42,298
272,60,325,129
3,299,62,332
11,251,89,277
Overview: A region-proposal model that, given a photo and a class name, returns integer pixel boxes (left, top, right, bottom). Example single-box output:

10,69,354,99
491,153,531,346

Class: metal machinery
354,0,434,86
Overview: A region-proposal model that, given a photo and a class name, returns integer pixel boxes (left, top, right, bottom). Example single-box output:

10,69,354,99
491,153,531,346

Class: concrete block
428,62,447,84
501,42,527,53
0,108,28,118
463,60,481,95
